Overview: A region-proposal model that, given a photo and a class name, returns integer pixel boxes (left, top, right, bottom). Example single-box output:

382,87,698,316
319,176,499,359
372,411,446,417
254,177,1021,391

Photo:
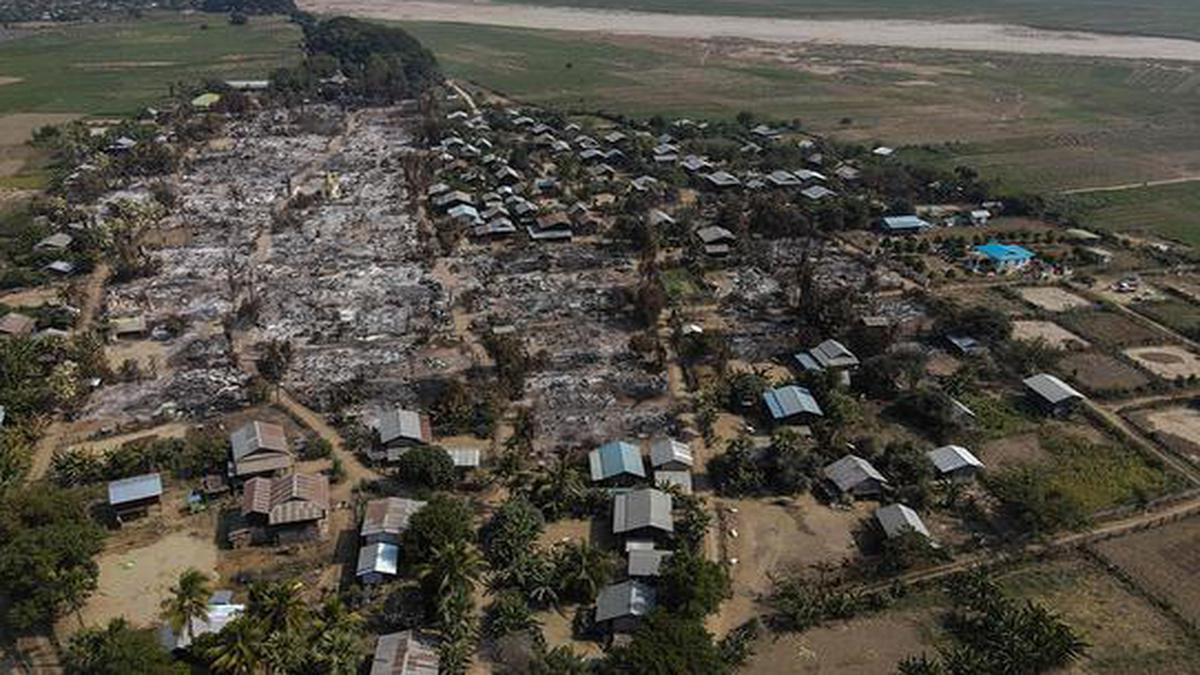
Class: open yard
1058,351,1151,394
1133,405,1200,462
1125,345,1200,380
1015,286,1092,313
1011,319,1089,350
1093,517,1200,628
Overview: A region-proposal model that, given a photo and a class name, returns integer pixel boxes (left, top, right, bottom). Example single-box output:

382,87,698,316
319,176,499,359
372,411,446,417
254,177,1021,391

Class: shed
875,503,931,540
628,549,672,578
159,592,244,651
612,488,674,536
649,437,692,470
0,312,36,337
945,334,986,356
654,470,693,495
190,93,221,110
763,385,823,421
1023,373,1084,416
370,630,440,675
589,441,645,483
880,215,932,235
357,542,400,585
107,472,163,521
595,580,656,633
822,454,887,498
111,315,148,338
927,445,984,482
228,421,292,477
35,232,73,251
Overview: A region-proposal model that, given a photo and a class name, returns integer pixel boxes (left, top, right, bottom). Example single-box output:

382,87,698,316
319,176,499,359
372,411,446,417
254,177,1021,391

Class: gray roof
875,503,930,539
1023,373,1084,405
822,454,887,492
229,421,288,462
371,631,440,675
927,445,984,474
649,437,692,468
357,542,400,577
628,549,672,577
595,580,656,622
705,171,742,187
613,488,674,534
361,497,427,539
446,448,481,468
589,441,645,482
696,225,736,245
378,408,432,446
107,472,162,506
763,385,823,420
159,595,244,651
798,339,859,371
801,185,836,200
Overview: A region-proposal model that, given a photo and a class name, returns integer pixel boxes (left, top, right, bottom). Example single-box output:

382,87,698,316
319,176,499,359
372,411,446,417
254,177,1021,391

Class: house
703,171,742,189
357,542,400,585
794,339,859,385
945,334,986,357
795,169,827,182
632,176,660,193
801,185,837,201
361,497,427,545
1081,246,1114,265
107,472,163,522
612,488,674,537
35,232,73,252
241,472,330,543
880,215,932,235
595,580,656,633
375,408,433,460
975,242,1034,273
228,421,292,478
628,548,672,578
927,445,985,482
654,470,693,494
588,440,645,483
445,447,481,469
528,211,574,242
44,260,76,275
446,204,481,225
767,170,801,187
875,503,931,540
370,630,440,675
969,209,991,226
649,437,692,471
111,315,148,339
473,217,517,238
834,164,861,181
763,385,824,422
822,454,888,498
647,209,674,228
1023,373,1084,416
680,155,713,173
190,92,221,110
0,312,36,337
431,190,473,211
696,226,737,257
159,591,244,651
873,146,895,157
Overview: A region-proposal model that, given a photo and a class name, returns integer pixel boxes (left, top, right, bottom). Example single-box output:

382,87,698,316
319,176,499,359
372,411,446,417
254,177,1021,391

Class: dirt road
1059,176,1200,195
300,0,1200,62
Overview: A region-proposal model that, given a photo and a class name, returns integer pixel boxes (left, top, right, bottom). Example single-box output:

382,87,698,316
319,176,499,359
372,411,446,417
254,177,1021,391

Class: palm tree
261,628,307,675
162,568,212,643
552,541,614,604
247,579,307,636
528,456,583,520
206,615,265,675
417,540,484,615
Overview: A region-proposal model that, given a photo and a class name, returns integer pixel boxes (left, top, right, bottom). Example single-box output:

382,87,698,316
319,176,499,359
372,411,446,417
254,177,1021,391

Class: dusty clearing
0,285,62,308
1065,311,1165,347
65,421,190,456
1093,517,1200,627
0,112,80,145
741,609,936,675
1125,345,1200,379
1016,286,1092,312
980,432,1050,469
1012,320,1089,349
73,529,219,634
1137,406,1200,460
1059,352,1150,393
301,0,1200,62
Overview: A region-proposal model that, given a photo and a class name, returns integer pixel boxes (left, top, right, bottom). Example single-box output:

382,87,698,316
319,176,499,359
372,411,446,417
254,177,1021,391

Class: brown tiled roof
242,473,329,525
361,498,427,539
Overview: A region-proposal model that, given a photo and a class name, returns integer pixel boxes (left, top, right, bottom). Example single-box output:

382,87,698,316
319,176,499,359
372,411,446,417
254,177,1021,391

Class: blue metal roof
976,242,1034,262
763,385,823,420
107,472,163,505
589,441,646,481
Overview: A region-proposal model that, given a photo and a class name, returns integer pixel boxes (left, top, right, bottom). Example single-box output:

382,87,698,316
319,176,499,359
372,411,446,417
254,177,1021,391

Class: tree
658,549,730,619
403,493,475,565
526,455,585,520
246,579,307,636
205,615,265,675
483,590,540,639
0,486,106,631
161,568,212,643
481,495,545,567
708,435,764,497
65,618,183,675
551,540,615,604
895,653,945,675
603,611,728,675
394,445,456,489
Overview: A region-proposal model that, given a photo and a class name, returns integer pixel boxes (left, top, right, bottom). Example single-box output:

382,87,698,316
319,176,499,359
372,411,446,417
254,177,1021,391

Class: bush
394,446,456,490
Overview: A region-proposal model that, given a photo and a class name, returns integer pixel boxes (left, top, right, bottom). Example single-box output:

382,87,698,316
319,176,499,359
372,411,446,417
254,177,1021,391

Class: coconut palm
527,456,584,520
417,540,484,614
551,541,614,604
247,579,307,635
161,568,212,643
205,615,265,675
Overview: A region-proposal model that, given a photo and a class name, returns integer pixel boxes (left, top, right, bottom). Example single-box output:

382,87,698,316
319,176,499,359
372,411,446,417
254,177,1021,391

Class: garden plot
1136,406,1200,460
1124,345,1200,379
1016,286,1092,312
1094,517,1200,627
1011,320,1089,349
1058,352,1150,394
1064,310,1165,347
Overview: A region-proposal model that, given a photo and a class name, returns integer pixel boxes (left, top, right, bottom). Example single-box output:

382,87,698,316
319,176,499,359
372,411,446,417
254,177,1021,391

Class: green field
1049,182,1200,247
490,0,1200,41
0,14,301,116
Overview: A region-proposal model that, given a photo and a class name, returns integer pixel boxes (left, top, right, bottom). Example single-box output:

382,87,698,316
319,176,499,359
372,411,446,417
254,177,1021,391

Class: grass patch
1049,181,1200,247
0,13,300,116
1131,298,1200,340
1037,431,1173,513
960,392,1033,441
661,266,704,302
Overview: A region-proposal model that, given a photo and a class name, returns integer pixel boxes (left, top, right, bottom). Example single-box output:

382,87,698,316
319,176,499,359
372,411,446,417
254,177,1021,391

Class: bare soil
1065,311,1164,347
979,432,1050,469
1059,352,1151,393
1125,345,1200,379
1093,517,1200,627
740,608,937,675
1012,320,1089,349
1016,286,1092,312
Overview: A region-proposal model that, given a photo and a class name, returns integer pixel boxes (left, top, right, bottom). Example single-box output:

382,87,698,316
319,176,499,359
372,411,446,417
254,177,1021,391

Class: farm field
1125,345,1200,380
1132,298,1200,339
1062,310,1166,347
1093,517,1200,628
1050,181,1200,248
1015,286,1092,313
1132,405,1200,462
1011,319,1089,349
400,21,1200,192
1058,351,1151,394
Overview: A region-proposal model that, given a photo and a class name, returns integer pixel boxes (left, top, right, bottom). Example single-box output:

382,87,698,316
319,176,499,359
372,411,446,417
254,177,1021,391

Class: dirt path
300,0,1200,62
1059,176,1200,195
76,262,110,329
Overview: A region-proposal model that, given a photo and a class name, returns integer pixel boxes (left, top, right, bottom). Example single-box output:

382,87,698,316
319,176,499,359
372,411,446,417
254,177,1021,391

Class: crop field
486,0,1200,42
1131,405,1200,461
404,21,1200,192
1058,351,1151,395
0,14,301,117
1094,517,1200,628
1132,298,1200,339
1061,310,1167,348
1050,181,1200,248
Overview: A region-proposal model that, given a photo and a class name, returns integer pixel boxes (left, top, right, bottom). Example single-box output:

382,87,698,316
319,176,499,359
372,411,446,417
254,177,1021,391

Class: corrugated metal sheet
107,473,162,506
595,581,656,622
371,631,440,675
612,488,673,534
875,504,930,539
763,385,823,420
822,455,887,493
589,441,645,482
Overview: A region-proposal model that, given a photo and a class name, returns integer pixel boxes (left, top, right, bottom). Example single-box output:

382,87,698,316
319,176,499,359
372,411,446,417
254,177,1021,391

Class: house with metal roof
35,232,73,251
927,445,985,482
649,437,692,471
763,385,824,422
361,497,427,545
446,203,481,225
704,171,742,189
595,580,656,633
822,454,888,498
110,315,148,338
875,503,931,540
431,190,473,211
241,473,329,543
880,215,932,235
801,185,837,201
107,472,163,522
473,217,517,238
159,591,244,651
0,312,36,337
589,440,645,483
975,242,1034,273
794,339,859,385
375,408,433,458
945,334,987,357
696,226,737,257
228,421,293,478
370,630,440,675
612,488,674,537
628,549,672,578
1023,373,1084,416
767,170,801,187
357,542,400,585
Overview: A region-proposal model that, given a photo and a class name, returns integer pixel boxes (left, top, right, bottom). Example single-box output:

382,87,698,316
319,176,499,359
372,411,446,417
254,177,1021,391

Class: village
4,25,1200,673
